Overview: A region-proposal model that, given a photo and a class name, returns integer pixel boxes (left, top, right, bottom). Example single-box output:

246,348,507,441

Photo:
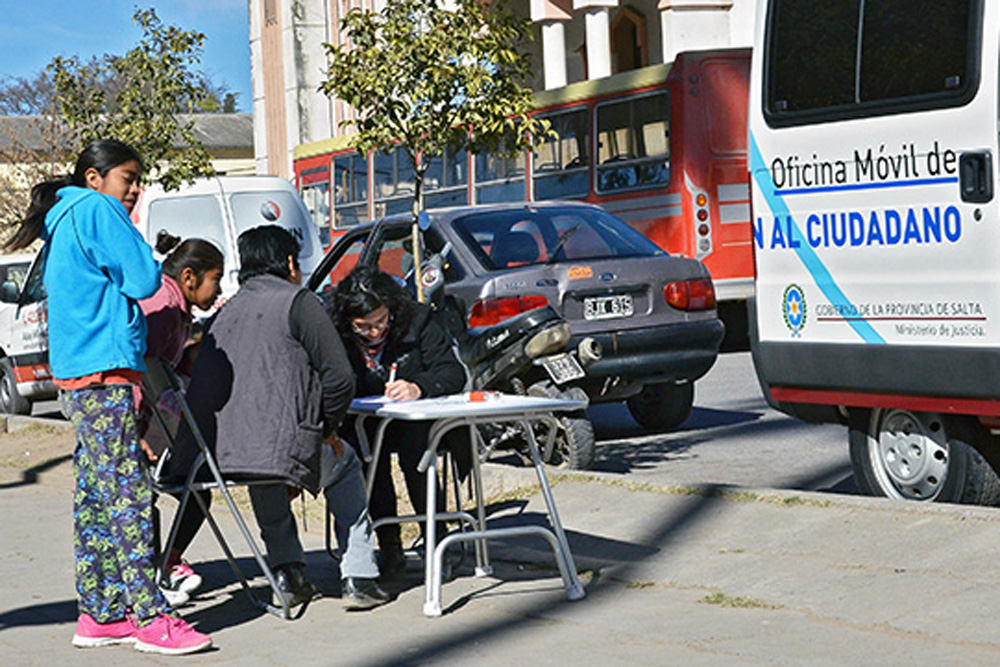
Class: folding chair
142,357,307,620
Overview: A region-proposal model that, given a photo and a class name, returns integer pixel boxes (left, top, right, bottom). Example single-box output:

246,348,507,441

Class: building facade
250,0,753,178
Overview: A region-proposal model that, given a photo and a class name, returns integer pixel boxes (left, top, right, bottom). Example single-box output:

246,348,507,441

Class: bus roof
294,133,357,161
534,63,672,109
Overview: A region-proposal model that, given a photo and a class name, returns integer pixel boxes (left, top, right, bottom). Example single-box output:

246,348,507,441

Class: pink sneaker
167,561,203,595
134,614,212,655
71,613,137,648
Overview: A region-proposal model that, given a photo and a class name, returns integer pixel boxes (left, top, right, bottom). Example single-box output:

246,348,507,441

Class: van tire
627,382,694,431
849,409,1000,506
0,359,30,415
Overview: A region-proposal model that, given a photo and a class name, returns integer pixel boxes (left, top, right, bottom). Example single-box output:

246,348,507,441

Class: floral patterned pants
64,384,169,623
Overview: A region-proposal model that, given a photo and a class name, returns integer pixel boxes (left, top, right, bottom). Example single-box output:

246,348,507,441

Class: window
533,107,590,201
595,92,670,193
299,166,331,247
453,206,665,271
475,150,526,204
333,152,369,228
766,0,981,125
424,145,469,209
147,196,228,256
373,145,415,217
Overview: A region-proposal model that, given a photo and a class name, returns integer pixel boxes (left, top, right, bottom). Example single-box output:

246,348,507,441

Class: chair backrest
492,231,540,268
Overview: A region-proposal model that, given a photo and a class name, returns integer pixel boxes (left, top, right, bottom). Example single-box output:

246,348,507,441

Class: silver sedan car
310,201,725,430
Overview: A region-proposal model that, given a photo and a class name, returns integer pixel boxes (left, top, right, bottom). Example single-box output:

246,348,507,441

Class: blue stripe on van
749,134,885,344
778,176,957,196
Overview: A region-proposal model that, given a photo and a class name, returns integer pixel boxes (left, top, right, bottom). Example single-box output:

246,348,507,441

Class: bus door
686,51,753,302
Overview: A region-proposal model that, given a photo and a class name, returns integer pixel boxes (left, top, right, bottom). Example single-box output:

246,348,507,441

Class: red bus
293,48,751,339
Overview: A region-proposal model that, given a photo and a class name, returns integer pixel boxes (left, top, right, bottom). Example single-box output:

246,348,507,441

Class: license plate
584,294,634,321
536,352,585,384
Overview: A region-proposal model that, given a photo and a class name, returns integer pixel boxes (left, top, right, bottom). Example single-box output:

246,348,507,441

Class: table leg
521,415,586,601
423,456,442,617
469,423,492,576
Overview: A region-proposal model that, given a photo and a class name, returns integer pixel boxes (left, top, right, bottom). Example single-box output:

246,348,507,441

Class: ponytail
157,230,224,284
6,175,74,250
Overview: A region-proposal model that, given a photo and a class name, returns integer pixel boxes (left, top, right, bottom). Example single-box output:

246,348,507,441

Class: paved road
586,351,856,496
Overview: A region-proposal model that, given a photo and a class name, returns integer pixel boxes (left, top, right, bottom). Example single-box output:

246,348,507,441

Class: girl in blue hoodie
7,139,211,655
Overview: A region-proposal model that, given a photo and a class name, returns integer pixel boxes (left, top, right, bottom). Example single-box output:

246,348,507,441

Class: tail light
664,279,716,311
468,294,548,327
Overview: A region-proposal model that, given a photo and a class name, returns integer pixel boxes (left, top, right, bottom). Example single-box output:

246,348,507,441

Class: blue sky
0,1,252,112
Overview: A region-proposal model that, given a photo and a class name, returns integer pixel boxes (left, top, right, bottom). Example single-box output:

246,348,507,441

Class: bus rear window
766,0,980,125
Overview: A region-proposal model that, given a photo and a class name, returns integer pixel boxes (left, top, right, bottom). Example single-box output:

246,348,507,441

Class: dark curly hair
327,265,415,345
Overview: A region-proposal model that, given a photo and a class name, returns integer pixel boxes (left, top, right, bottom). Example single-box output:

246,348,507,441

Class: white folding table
348,393,587,617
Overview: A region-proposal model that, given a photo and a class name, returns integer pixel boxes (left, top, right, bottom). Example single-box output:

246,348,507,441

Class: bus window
533,106,590,201
475,149,526,204
595,91,670,193
425,145,469,209
333,152,369,228
373,145,415,217
299,165,331,247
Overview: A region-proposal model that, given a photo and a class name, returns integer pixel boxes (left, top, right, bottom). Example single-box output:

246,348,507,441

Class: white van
0,253,51,414
749,1,1000,504
135,175,324,317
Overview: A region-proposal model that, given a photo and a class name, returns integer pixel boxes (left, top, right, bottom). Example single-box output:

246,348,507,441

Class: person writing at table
328,266,467,578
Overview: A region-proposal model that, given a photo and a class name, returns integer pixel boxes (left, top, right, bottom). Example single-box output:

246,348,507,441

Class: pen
388,362,397,384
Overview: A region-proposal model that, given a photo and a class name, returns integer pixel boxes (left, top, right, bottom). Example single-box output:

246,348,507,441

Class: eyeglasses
351,311,390,336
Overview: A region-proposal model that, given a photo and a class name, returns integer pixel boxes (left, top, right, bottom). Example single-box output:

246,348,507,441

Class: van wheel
626,382,694,431
0,359,31,415
849,409,1000,506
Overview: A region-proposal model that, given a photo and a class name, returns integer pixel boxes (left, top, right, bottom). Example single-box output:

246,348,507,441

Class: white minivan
135,175,324,317
0,176,323,414
750,0,1000,504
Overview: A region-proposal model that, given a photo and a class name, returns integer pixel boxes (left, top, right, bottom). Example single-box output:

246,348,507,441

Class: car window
147,195,228,255
20,253,46,304
313,235,366,298
0,261,31,293
452,207,664,270
229,191,316,261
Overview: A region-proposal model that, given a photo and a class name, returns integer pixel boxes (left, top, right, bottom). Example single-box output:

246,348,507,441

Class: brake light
664,279,716,311
469,295,548,327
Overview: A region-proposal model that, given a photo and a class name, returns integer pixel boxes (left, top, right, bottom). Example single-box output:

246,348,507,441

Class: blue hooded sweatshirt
42,186,161,380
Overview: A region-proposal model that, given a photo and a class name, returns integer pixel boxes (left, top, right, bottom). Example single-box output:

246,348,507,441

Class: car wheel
626,382,694,431
0,358,31,415
849,408,1000,506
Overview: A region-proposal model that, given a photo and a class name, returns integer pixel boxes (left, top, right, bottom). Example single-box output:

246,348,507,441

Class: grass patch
700,592,782,609
626,580,656,589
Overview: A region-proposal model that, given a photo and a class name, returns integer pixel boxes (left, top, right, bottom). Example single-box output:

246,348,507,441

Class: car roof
369,201,607,229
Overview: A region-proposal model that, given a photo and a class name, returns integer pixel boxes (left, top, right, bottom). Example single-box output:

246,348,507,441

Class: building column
574,0,618,80
532,0,572,90
540,20,568,89
658,0,734,64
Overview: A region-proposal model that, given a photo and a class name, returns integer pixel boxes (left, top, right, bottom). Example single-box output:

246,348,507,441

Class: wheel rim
869,409,950,501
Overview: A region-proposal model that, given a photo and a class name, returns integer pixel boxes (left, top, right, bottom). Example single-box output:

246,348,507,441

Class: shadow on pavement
0,453,72,491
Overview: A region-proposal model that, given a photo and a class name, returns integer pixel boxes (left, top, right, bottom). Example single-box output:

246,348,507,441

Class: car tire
0,358,31,415
849,408,1000,506
626,382,694,431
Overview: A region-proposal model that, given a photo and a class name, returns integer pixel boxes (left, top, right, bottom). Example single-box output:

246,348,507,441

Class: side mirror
0,281,19,304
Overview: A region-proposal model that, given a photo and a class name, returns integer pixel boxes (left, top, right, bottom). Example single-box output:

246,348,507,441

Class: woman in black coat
328,265,467,577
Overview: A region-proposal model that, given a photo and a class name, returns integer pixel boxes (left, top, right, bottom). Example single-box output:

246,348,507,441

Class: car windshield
451,207,665,270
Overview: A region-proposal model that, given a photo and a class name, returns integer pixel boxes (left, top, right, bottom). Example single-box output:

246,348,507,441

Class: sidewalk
2,427,1000,665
